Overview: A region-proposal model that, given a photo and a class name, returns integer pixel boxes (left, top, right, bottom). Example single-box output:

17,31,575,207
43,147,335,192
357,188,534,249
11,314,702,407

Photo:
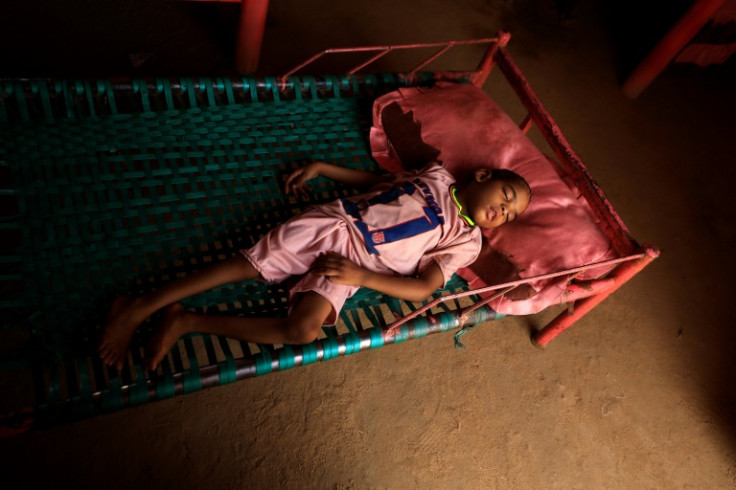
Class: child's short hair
491,168,531,197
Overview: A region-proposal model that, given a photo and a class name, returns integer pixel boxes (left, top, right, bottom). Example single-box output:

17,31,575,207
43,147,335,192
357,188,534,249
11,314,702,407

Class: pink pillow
370,82,616,315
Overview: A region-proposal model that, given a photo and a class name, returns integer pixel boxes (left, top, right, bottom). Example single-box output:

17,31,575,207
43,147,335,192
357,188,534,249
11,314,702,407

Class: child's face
465,169,531,229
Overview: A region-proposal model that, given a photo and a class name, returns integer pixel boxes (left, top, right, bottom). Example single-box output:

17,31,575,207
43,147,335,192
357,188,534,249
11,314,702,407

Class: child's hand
285,162,323,200
312,252,366,287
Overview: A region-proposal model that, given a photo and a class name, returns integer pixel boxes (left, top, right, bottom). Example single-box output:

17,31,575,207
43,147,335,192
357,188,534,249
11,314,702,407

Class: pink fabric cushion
370,82,616,315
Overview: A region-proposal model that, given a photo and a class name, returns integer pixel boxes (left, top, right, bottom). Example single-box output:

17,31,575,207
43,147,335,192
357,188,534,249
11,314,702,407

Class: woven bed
0,34,658,432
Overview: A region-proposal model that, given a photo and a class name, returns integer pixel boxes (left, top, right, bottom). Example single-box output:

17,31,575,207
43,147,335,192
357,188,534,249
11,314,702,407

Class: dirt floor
2,1,736,488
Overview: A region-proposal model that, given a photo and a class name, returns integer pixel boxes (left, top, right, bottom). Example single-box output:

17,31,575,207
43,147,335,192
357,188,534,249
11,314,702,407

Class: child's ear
475,168,492,182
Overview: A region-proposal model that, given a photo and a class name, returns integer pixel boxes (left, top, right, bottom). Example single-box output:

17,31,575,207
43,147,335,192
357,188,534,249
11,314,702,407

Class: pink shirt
320,164,482,286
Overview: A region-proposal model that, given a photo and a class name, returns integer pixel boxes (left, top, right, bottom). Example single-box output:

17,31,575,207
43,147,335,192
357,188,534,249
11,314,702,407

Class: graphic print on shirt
340,179,445,255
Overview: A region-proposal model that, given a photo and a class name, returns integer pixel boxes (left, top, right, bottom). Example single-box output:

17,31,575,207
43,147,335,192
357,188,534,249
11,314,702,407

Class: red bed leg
533,244,660,348
235,0,270,74
621,0,726,98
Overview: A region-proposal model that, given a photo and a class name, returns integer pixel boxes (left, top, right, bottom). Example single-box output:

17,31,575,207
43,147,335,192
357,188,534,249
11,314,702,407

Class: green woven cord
0,74,486,426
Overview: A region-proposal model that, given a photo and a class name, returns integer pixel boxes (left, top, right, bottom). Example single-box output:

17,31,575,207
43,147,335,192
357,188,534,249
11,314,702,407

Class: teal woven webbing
1,78,384,346
0,75,480,425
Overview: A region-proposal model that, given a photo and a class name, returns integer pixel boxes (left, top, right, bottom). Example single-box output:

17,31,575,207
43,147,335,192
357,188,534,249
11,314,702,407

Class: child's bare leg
145,292,333,371
98,255,259,371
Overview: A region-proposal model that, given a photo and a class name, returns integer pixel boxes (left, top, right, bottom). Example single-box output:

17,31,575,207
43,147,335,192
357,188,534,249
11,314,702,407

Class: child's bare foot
145,303,192,371
98,296,149,371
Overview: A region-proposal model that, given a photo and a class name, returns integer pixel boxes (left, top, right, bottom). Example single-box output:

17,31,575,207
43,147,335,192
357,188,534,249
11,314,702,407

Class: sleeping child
98,161,531,371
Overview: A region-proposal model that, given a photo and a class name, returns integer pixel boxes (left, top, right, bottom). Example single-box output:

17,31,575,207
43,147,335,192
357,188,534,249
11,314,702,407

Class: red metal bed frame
0,32,660,434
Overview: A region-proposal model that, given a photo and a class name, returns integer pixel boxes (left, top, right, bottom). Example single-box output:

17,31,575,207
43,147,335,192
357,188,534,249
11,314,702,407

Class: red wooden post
235,0,270,74
621,0,726,98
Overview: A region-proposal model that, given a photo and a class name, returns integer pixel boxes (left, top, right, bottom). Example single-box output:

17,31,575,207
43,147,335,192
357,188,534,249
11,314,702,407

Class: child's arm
312,253,445,303
285,161,390,197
